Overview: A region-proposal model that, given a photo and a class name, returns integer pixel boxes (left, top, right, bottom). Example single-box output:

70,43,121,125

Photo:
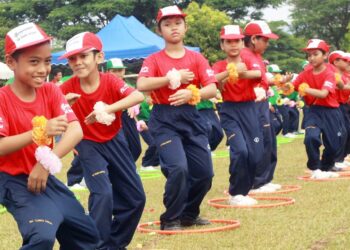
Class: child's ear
96,51,105,64
5,55,16,71
156,26,162,36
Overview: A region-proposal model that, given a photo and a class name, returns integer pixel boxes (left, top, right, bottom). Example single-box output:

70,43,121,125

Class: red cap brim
259,33,279,40
59,47,95,60
157,13,186,23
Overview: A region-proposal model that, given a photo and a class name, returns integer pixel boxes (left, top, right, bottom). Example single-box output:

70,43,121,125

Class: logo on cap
59,32,103,60
303,39,329,53
156,5,186,22
5,23,51,55
220,25,244,40
244,21,279,39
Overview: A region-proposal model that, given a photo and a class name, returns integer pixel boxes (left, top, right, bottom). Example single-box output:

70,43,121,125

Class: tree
184,2,231,63
289,0,350,50
204,0,284,20
264,21,307,73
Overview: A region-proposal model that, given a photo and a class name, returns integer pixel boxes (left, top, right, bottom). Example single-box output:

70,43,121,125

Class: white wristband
35,146,62,175
166,68,181,90
93,101,116,126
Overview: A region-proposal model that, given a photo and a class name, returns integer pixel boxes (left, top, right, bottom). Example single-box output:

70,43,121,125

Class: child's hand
85,110,98,125
179,69,195,84
65,93,81,106
27,162,49,194
169,89,193,106
46,115,68,136
236,62,247,73
283,72,294,83
127,105,140,119
137,120,148,132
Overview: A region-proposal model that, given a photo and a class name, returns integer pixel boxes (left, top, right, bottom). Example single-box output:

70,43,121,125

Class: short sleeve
49,84,77,122
109,74,135,99
322,73,336,93
196,53,217,87
0,106,9,137
138,55,157,78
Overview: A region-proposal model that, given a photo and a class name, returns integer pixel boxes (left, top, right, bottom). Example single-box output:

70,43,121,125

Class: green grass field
1,135,350,250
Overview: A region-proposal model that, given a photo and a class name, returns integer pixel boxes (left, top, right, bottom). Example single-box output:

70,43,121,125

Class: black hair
243,35,264,47
157,16,186,31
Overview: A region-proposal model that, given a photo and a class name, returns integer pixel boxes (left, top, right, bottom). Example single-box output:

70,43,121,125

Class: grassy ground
1,135,350,250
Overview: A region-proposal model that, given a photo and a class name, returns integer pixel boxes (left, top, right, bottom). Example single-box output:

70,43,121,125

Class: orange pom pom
226,63,239,84
32,116,52,146
298,83,310,97
335,73,341,83
282,82,294,96
186,84,201,105
273,74,283,87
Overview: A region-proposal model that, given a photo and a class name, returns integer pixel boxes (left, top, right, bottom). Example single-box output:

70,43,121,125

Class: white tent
0,62,14,80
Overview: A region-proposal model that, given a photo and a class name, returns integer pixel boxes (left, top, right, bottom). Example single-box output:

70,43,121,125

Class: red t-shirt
335,73,350,104
0,83,77,175
293,65,339,108
138,49,216,104
240,48,269,91
212,59,256,102
60,72,134,142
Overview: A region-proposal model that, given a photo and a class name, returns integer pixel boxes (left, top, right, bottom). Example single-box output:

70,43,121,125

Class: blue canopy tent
51,15,199,65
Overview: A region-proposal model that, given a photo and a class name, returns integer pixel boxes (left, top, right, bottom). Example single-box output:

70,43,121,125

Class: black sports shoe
160,220,182,231
180,216,211,227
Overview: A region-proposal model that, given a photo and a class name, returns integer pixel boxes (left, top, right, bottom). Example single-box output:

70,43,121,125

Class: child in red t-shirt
328,51,350,168
0,23,98,249
292,39,346,178
60,32,145,249
240,21,284,192
212,24,264,205
137,5,217,230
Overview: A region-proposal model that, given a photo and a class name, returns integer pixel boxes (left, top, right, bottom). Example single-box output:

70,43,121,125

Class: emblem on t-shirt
323,81,333,88
120,84,129,94
206,69,214,77
140,66,149,73
0,117,3,129
61,103,73,114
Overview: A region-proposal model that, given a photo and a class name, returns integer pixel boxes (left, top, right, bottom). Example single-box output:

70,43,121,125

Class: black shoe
180,216,211,227
160,220,182,231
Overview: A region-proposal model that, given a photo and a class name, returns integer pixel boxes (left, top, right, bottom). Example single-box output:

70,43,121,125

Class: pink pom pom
136,120,146,132
289,100,296,107
35,146,62,175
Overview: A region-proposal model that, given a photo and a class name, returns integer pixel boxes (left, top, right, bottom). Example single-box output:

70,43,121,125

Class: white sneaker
140,166,158,171
69,183,86,190
266,183,282,190
311,169,339,179
79,178,87,187
283,133,296,138
228,195,258,206
251,185,276,193
325,171,339,178
335,162,348,169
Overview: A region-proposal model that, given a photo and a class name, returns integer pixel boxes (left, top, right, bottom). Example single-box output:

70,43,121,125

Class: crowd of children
1,4,350,249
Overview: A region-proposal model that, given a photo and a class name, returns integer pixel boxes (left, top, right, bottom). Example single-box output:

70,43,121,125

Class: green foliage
289,0,350,50
264,21,307,73
184,2,231,63
204,0,284,20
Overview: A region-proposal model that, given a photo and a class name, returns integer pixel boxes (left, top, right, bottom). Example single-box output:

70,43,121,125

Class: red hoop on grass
137,219,240,235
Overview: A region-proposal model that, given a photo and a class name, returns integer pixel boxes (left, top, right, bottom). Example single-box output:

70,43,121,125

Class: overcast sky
262,4,292,24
